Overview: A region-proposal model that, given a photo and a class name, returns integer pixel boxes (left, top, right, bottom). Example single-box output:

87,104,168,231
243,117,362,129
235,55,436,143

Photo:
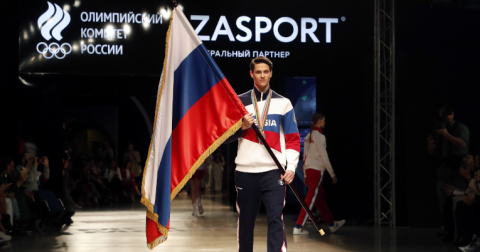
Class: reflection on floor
0,193,464,252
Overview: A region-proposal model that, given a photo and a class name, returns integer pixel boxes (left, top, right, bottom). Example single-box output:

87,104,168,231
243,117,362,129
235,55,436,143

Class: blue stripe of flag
154,137,172,227
172,44,225,131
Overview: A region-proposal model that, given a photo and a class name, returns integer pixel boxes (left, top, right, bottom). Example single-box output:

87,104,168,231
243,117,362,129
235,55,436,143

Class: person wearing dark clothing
428,105,470,239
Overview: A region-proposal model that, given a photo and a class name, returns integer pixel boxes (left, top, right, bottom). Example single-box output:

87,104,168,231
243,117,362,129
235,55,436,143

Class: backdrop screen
18,0,373,78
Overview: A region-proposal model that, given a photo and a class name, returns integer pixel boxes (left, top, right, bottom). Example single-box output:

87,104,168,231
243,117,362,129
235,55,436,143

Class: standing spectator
211,150,225,194
120,161,141,202
428,105,470,240
293,112,345,235
123,143,142,187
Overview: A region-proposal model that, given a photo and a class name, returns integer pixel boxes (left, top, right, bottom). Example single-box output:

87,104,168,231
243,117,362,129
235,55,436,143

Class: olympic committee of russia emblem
36,1,72,59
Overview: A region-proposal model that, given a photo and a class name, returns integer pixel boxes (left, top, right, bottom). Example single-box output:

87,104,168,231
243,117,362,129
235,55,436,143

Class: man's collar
253,86,271,101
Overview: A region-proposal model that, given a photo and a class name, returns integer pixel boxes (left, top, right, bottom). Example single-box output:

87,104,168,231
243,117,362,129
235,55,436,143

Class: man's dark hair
440,105,454,117
249,57,273,71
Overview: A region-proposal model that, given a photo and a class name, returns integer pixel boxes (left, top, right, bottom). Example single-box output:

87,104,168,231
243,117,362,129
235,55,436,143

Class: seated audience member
0,157,23,229
104,161,122,203
77,161,94,206
88,159,106,201
17,154,70,225
455,167,480,251
2,157,31,224
444,163,480,248
120,161,141,202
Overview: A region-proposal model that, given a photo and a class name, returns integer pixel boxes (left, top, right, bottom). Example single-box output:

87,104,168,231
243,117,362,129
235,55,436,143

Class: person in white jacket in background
293,112,345,235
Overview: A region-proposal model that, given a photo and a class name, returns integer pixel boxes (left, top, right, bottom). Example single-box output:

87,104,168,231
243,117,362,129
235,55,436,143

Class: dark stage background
1,0,479,227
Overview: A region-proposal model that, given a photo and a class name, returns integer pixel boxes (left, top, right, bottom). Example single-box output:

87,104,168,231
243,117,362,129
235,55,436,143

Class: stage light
74,0,81,7
63,4,70,12
105,25,115,40
143,13,150,29
160,8,171,20
123,24,131,36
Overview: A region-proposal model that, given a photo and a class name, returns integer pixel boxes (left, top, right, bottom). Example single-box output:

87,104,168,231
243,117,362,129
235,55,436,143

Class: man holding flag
226,56,300,252
141,4,300,250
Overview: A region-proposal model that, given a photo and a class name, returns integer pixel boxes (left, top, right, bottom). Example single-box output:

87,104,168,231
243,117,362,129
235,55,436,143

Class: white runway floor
0,193,465,252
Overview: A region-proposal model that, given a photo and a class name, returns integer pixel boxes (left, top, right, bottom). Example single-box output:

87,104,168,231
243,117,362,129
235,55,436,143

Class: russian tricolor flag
141,8,248,249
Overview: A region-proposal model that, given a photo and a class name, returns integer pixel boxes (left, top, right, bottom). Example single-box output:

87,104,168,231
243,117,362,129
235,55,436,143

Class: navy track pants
235,169,287,252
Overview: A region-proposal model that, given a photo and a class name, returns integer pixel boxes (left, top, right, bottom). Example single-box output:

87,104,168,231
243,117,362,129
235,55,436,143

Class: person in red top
120,161,141,202
293,112,345,235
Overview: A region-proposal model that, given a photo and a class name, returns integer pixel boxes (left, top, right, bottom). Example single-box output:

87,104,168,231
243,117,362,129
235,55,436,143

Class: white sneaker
459,235,480,252
0,232,11,241
329,220,346,233
293,227,309,235
459,242,480,252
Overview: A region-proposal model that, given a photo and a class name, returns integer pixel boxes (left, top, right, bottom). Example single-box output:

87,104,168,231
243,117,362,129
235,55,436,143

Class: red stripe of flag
170,79,247,190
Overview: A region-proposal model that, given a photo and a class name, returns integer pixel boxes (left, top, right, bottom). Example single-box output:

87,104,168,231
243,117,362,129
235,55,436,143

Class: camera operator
428,105,470,240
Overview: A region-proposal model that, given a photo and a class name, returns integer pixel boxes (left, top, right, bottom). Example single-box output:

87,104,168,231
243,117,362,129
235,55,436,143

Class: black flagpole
251,124,325,236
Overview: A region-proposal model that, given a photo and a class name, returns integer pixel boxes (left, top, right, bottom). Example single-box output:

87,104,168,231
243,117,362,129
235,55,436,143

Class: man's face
24,153,34,166
444,113,454,124
440,110,454,124
128,144,134,151
250,63,272,91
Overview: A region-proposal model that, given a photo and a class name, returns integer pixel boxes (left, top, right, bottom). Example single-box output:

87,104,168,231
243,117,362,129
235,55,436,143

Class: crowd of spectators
0,140,145,245
69,142,143,206
0,153,74,243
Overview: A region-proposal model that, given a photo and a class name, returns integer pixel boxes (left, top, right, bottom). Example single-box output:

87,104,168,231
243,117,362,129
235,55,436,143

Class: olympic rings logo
36,42,72,59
